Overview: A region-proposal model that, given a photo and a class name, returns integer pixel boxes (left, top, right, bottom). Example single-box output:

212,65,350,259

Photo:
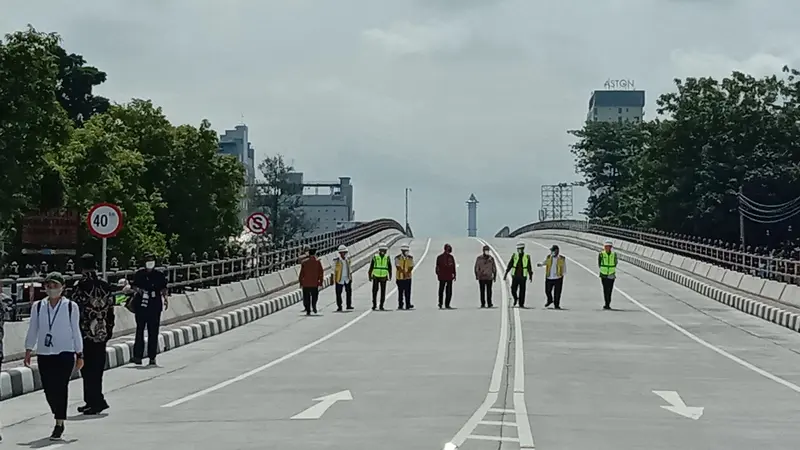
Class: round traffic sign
246,212,269,235
87,203,124,239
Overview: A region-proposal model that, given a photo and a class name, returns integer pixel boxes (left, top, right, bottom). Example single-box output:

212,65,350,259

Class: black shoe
445,305,453,309
83,403,109,415
554,306,562,310
312,308,317,314
131,357,142,365
545,301,553,307
77,404,89,413
438,304,442,309
347,305,354,310
372,305,376,311
148,358,157,366
379,306,385,311
488,303,494,308
480,304,485,308
406,304,414,310
50,424,65,441
603,305,611,310
306,310,311,315
398,304,404,310
336,306,342,312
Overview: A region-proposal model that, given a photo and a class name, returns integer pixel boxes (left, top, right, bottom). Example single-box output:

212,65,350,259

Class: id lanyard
44,300,63,348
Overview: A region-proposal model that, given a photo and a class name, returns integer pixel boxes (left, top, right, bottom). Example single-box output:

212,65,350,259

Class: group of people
297,239,619,313
19,253,167,441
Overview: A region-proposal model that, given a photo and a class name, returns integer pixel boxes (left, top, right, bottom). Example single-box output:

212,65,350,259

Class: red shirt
435,253,457,281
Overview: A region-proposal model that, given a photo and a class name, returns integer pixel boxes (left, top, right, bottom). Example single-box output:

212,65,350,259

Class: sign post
87,203,124,280
246,212,269,274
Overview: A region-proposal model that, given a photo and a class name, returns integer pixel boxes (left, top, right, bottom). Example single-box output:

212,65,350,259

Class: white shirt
543,255,566,280
24,298,83,355
338,258,351,284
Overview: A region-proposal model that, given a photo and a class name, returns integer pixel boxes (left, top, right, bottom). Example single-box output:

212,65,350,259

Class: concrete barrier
521,229,800,335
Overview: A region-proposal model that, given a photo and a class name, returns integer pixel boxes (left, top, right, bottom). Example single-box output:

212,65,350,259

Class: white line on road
290,389,352,420
446,238,535,449
161,238,432,408
526,238,800,396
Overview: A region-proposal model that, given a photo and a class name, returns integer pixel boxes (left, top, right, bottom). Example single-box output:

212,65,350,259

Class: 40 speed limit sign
87,203,124,239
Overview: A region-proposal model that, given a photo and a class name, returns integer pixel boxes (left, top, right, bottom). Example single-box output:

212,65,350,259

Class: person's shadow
17,436,78,447
67,413,108,421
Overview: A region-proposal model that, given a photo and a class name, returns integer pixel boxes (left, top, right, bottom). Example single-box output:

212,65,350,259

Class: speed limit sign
87,203,124,239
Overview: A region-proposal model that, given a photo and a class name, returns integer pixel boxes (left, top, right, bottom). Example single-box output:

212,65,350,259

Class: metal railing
503,219,800,286
1,218,405,320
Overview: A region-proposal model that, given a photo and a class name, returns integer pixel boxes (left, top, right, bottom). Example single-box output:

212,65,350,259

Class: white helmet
400,243,410,251
603,239,613,246
516,241,525,249
338,245,348,252
378,242,388,250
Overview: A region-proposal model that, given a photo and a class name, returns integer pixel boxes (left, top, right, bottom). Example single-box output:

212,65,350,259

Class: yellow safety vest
395,255,414,280
333,257,353,283
372,254,390,278
544,255,565,278
511,253,530,279
599,251,617,276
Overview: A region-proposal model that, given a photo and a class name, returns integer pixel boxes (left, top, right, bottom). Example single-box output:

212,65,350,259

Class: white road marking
652,390,704,420
290,389,352,420
526,238,800,396
161,238,432,408
446,238,535,449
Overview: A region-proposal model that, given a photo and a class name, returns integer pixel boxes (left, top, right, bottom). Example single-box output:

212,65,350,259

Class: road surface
3,236,800,449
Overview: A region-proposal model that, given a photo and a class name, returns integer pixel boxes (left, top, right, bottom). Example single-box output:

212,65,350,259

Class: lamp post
405,188,412,227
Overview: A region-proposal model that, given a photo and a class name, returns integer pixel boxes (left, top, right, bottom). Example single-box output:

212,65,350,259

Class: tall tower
466,194,479,237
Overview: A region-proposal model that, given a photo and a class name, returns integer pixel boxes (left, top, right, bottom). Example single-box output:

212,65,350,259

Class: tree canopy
570,68,800,247
0,26,245,266
253,155,316,246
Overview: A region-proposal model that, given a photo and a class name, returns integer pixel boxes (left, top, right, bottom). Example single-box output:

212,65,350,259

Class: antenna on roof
239,113,246,126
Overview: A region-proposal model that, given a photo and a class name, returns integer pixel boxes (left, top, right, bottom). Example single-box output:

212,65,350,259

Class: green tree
0,27,72,257
254,155,316,245
52,45,110,127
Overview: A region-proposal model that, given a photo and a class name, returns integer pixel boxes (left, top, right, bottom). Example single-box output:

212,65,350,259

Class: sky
2,0,799,238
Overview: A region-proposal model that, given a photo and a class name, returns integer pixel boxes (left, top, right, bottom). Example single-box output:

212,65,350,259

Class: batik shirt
71,273,116,343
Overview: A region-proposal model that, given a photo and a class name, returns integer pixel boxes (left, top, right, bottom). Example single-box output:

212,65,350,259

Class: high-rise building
289,172,355,234
218,125,256,220
586,90,645,123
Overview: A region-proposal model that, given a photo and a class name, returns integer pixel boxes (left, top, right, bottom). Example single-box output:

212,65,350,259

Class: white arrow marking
443,443,458,450
652,390,704,420
291,390,352,420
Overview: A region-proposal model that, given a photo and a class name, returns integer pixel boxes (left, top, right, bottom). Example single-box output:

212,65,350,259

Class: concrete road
4,235,800,449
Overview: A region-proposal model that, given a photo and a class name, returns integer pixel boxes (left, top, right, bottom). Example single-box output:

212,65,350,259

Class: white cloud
362,20,472,55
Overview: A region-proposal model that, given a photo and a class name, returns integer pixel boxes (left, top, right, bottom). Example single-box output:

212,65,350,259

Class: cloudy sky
3,0,798,238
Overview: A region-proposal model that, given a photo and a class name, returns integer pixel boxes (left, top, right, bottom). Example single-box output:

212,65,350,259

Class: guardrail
500,219,800,285
1,218,405,319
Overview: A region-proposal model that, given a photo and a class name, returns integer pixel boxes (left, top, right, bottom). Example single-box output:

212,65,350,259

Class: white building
586,90,646,123
287,172,355,234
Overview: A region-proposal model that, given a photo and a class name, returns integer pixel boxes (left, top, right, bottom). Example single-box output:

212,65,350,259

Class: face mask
401,250,408,255
483,250,489,256
518,249,524,253
379,251,386,255
46,288,62,299
340,252,347,257
145,261,156,269
551,251,557,256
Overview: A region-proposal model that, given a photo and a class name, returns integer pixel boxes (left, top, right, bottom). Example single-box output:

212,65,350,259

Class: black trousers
303,287,320,312
38,352,75,420
396,279,412,307
601,276,615,307
133,308,162,361
510,276,528,306
479,280,493,307
545,278,564,307
372,278,387,307
438,280,453,307
335,282,352,309
81,339,109,407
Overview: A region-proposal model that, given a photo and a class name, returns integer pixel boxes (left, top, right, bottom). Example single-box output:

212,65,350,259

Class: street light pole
405,188,411,227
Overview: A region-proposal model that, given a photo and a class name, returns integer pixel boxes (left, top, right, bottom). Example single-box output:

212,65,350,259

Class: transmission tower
540,182,582,220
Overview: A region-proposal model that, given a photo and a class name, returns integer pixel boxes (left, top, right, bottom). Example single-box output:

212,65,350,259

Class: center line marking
161,238,432,408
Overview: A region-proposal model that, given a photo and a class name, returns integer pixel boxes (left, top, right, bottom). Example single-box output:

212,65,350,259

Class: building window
618,107,622,114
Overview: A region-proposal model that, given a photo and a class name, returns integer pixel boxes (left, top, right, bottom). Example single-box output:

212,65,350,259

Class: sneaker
50,424,65,441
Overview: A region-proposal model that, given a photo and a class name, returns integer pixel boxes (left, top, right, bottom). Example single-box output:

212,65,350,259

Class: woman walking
24,272,84,441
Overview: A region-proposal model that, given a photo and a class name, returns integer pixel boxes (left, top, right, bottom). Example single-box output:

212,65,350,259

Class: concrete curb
524,233,800,335
0,233,406,400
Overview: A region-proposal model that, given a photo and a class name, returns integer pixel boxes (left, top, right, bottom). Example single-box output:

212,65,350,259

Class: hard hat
338,245,348,252
117,278,128,286
400,243,410,250
378,242,388,250
603,239,613,246
516,241,525,249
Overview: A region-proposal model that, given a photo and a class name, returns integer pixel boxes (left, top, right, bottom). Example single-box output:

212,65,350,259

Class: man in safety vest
504,241,533,307
394,243,415,310
537,245,566,309
368,243,392,310
598,239,618,309
332,245,354,311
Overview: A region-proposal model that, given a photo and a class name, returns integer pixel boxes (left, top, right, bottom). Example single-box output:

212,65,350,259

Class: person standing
332,245,353,311
71,253,115,415
474,245,496,308
23,272,83,441
537,245,566,309
394,243,414,310
598,239,618,310
368,243,392,310
435,243,457,309
299,248,324,315
504,241,533,308
131,254,168,366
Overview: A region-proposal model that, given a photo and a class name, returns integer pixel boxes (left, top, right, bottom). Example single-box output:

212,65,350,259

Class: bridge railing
1,218,405,319
501,219,800,286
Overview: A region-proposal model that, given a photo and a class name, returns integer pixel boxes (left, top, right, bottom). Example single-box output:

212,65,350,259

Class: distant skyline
4,0,798,237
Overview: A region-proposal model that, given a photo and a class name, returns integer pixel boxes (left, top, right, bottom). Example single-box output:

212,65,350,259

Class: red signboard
21,209,80,249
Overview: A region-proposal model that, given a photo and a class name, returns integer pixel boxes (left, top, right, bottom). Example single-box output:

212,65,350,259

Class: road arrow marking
291,390,352,420
652,390,704,420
